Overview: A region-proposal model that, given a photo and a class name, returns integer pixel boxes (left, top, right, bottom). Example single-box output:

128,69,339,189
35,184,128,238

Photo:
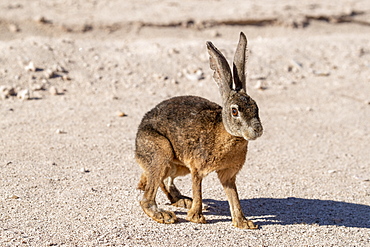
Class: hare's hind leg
160,175,192,209
135,131,178,224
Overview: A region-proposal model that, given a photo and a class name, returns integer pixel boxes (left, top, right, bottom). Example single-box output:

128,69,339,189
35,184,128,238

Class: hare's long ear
232,32,248,92
207,41,233,102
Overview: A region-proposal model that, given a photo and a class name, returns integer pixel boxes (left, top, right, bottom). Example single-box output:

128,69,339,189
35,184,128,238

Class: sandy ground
1,0,370,246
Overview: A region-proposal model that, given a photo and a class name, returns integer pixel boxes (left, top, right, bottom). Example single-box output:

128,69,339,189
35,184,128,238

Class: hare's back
140,96,222,136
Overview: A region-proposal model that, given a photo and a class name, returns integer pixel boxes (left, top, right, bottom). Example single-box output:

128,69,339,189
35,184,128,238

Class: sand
1,0,369,246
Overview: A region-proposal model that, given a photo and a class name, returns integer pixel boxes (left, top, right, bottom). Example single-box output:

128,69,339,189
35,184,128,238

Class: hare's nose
251,118,263,133
254,124,263,133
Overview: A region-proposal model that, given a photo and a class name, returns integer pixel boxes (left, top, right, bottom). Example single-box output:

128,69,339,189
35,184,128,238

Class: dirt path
1,0,369,246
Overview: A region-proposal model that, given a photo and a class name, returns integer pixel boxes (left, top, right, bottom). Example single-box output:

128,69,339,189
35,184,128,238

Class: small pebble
55,129,66,134
49,86,58,95
306,107,313,112
210,30,221,37
171,79,179,85
184,68,204,81
358,47,365,57
7,3,22,9
152,73,168,81
24,61,36,72
353,175,370,181
44,69,55,79
8,24,20,33
52,64,67,73
254,80,267,90
62,75,71,81
17,89,30,100
32,83,45,91
312,70,330,76
333,218,343,224
80,168,90,173
34,15,48,23
0,85,16,99
168,48,180,55
250,74,268,80
117,111,127,117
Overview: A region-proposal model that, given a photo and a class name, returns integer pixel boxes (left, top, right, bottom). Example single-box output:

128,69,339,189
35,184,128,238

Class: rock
254,80,267,90
62,75,71,81
17,89,30,100
80,168,90,173
49,86,58,95
333,218,343,224
152,73,168,82
0,86,16,99
306,107,313,112
34,15,48,23
170,79,179,85
24,61,36,72
82,24,93,32
250,74,268,80
52,64,67,73
184,68,204,81
358,47,366,57
8,24,20,33
44,69,56,79
312,70,330,76
55,129,66,134
212,30,221,37
32,83,46,91
117,111,127,117
168,48,180,55
7,3,22,9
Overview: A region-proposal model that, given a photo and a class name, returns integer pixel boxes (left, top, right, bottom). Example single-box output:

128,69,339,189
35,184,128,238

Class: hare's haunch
135,32,263,229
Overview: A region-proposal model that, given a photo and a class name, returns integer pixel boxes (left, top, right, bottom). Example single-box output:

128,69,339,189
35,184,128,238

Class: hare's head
207,32,263,141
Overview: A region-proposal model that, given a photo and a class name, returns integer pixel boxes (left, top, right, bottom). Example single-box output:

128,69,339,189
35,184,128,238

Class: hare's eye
231,107,239,117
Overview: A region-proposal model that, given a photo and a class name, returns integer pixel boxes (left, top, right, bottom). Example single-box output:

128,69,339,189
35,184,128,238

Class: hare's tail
137,173,147,191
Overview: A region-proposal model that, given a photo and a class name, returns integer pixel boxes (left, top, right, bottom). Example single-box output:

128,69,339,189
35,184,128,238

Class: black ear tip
207,41,218,53
239,32,247,41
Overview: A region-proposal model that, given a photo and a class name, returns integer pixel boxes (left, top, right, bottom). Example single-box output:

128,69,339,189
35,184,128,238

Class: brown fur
135,32,263,228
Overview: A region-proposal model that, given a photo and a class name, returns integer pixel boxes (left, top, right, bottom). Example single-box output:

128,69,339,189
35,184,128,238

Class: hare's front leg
217,169,258,229
186,172,206,224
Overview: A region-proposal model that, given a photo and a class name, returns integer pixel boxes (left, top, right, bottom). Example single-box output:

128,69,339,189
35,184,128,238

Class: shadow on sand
202,197,370,228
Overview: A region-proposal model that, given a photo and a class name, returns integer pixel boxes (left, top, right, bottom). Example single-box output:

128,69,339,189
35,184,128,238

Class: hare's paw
152,210,178,224
233,219,259,229
186,211,206,224
141,200,178,224
172,197,192,209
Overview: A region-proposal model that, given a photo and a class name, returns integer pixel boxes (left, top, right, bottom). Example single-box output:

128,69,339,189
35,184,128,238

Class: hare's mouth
243,126,263,141
243,134,260,141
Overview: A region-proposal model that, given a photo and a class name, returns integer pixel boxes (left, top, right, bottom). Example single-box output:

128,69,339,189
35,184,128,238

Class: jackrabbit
135,32,263,229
